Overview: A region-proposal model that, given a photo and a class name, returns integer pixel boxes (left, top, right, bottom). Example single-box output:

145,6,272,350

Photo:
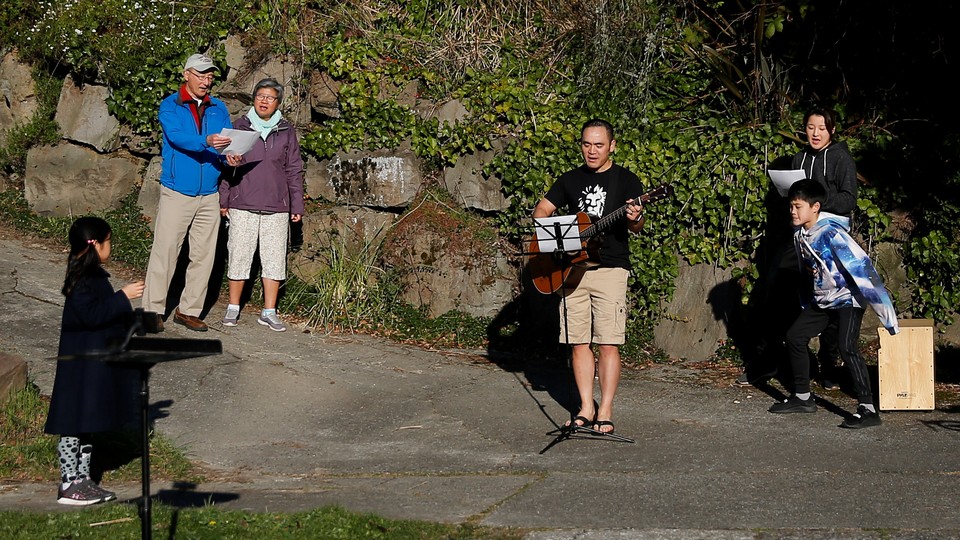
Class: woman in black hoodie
791,107,858,223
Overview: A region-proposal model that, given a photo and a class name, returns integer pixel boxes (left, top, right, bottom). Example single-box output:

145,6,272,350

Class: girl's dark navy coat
44,268,139,435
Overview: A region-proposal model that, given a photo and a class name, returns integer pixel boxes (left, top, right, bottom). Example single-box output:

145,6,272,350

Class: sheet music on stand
533,215,582,253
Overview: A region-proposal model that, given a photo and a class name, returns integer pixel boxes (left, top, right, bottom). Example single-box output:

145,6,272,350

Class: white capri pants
226,208,289,281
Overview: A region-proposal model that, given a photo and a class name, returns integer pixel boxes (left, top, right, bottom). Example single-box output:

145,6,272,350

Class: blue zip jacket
158,88,232,196
794,215,899,335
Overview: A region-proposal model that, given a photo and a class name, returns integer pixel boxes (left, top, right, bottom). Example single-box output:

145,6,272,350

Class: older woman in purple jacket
219,78,304,332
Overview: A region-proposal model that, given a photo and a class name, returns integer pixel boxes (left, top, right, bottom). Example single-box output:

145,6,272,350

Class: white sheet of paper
533,215,582,253
219,128,259,155
768,169,806,197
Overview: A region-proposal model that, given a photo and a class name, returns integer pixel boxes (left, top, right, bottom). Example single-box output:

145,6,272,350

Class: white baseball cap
183,53,218,73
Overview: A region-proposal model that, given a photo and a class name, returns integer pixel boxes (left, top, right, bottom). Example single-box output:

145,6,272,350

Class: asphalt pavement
1,230,960,539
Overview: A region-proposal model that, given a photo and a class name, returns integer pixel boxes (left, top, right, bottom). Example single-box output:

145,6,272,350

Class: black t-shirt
543,163,645,269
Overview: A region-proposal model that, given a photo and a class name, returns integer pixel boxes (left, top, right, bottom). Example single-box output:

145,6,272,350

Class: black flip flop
564,415,595,430
595,420,615,435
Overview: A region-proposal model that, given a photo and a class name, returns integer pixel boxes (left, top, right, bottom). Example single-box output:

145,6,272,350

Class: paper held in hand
219,128,259,155
768,169,806,197
533,215,582,253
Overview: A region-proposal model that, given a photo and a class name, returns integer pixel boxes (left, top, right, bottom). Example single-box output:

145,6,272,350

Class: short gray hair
252,78,284,103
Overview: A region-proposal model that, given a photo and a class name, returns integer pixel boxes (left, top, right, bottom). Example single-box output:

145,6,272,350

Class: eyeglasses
188,70,215,82
254,94,278,103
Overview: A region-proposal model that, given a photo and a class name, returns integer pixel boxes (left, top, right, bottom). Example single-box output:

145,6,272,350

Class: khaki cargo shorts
558,267,629,345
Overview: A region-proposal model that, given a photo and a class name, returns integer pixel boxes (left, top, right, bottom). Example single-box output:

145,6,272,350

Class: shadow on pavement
153,481,240,508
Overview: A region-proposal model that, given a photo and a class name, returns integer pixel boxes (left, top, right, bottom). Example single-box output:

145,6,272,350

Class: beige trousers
558,267,629,345
142,186,221,317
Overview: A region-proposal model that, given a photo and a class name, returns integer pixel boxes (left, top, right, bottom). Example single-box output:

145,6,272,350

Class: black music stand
525,220,635,452
80,310,222,540
529,215,583,294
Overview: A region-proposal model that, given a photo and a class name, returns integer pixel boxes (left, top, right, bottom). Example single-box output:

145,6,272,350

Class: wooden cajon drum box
878,319,935,411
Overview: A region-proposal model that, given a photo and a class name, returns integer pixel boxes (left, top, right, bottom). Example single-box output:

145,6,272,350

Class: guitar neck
582,205,628,238
578,184,671,239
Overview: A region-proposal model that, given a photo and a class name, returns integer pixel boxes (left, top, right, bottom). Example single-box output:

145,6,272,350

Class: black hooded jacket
791,140,858,217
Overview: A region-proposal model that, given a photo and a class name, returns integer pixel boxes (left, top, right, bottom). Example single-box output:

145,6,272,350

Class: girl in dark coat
44,216,145,505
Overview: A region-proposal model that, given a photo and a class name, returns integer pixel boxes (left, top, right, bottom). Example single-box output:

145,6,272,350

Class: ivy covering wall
2,0,959,336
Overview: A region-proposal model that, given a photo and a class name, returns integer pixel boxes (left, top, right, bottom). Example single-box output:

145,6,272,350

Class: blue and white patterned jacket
794,215,900,335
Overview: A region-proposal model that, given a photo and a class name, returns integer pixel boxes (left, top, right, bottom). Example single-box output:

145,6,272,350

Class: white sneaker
257,312,286,332
222,307,240,327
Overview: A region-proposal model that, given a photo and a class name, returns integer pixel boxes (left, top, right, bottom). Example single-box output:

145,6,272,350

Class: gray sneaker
87,482,117,502
57,478,108,506
257,312,287,332
222,307,240,327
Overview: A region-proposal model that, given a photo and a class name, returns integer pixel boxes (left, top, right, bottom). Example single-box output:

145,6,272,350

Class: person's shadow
486,266,581,430
88,399,172,483
708,156,803,398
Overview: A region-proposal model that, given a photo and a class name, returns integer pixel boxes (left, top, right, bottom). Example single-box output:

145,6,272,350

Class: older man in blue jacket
143,52,241,331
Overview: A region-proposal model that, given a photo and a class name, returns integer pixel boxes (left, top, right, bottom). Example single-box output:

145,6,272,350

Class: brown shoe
173,309,208,332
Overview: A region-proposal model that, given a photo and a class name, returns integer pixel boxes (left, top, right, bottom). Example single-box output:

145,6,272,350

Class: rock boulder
24,144,142,217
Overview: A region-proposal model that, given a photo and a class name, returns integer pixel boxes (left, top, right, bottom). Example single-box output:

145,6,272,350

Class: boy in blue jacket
770,179,899,429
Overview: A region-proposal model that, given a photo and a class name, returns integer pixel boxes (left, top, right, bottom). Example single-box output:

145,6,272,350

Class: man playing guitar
532,118,645,435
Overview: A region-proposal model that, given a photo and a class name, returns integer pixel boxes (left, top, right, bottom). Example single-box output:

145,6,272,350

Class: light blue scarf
246,107,282,141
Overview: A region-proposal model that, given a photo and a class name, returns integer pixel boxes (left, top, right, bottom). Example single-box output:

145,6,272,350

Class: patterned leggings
57,436,92,483
226,209,289,281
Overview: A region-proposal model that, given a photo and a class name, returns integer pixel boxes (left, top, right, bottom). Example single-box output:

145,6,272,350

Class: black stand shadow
152,482,240,540
540,412,635,453
153,482,241,508
137,482,240,540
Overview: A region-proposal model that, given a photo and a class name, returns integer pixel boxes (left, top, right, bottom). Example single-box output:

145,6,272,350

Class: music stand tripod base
546,423,636,443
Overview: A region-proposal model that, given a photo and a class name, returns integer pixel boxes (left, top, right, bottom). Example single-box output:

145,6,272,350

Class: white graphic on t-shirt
579,185,607,216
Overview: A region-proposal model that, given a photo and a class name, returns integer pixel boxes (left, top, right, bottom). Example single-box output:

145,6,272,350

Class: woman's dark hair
62,216,111,297
803,107,838,137
252,78,284,103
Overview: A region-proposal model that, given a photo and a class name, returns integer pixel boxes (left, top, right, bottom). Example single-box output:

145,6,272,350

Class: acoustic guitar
527,183,673,295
